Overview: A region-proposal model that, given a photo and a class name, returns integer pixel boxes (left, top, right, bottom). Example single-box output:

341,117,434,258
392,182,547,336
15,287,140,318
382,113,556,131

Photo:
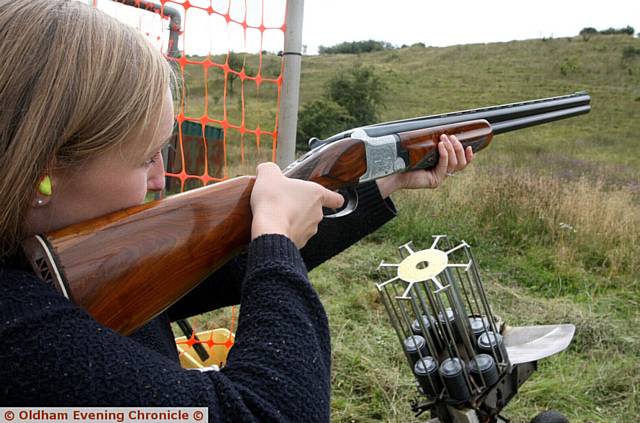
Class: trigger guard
323,187,358,219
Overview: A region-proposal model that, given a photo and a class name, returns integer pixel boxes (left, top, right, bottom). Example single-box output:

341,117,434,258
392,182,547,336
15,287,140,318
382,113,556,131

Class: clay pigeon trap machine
376,236,575,423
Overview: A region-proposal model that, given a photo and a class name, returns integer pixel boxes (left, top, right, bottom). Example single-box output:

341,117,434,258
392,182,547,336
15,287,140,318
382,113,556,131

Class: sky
95,0,640,56
302,0,640,54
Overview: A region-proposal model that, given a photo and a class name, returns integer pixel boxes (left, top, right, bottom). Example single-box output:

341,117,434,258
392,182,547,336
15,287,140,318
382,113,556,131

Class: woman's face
24,92,175,236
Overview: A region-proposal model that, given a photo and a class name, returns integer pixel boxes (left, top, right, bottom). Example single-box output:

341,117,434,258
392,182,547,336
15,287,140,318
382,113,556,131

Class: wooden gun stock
22,177,255,335
22,91,590,335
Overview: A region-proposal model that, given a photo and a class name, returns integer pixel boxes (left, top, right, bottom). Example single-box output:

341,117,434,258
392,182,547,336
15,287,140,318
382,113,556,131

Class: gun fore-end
297,119,494,187
398,119,493,171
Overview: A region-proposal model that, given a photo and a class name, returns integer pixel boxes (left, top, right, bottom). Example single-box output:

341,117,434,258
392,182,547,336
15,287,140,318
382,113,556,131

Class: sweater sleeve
0,234,330,422
167,181,396,320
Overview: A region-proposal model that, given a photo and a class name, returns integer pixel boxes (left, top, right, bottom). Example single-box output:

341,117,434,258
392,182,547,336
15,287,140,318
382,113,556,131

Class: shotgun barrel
309,91,591,149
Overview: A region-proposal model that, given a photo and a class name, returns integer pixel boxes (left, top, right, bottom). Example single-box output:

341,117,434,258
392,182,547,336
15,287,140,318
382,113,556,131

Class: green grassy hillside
304,34,640,423
195,34,640,422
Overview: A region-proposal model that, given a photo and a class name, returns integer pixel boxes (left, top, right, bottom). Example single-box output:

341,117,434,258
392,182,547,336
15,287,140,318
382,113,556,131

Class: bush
226,52,245,94
296,99,355,151
622,46,640,61
326,64,386,127
318,40,395,55
560,57,579,76
579,27,598,41
296,65,386,151
579,27,598,34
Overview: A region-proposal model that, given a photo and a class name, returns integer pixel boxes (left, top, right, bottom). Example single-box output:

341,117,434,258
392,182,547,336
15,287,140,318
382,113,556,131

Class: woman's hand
250,162,345,248
376,134,474,199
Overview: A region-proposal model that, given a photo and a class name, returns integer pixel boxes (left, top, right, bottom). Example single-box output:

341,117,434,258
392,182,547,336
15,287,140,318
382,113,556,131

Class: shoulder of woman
0,265,77,320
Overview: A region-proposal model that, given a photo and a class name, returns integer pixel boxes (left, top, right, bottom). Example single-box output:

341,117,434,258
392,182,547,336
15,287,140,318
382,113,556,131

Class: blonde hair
0,0,173,261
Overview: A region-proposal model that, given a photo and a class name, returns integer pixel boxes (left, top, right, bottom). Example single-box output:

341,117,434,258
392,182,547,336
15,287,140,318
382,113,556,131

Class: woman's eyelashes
143,151,161,167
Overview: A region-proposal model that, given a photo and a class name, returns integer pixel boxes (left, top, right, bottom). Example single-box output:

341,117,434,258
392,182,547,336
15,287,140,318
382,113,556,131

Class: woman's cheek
121,172,152,207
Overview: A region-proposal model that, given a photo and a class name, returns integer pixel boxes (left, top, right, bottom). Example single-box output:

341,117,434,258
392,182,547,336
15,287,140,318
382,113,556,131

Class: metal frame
376,237,513,420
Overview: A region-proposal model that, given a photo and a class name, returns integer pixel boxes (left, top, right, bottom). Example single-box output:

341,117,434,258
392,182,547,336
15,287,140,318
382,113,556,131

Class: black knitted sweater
0,182,396,422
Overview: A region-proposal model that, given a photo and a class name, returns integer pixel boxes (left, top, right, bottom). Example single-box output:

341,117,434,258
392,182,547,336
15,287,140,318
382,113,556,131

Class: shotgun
21,92,591,335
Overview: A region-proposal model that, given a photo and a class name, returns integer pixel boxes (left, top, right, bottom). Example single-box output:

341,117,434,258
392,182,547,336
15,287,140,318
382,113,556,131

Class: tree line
318,40,396,55
579,26,636,39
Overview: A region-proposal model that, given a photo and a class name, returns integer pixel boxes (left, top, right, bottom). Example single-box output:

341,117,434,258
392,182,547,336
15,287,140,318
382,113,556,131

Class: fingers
252,161,347,248
256,162,343,208
442,134,469,172
441,135,457,171
320,187,345,209
450,135,467,169
440,134,475,176
465,145,474,163
255,161,281,178
434,138,449,181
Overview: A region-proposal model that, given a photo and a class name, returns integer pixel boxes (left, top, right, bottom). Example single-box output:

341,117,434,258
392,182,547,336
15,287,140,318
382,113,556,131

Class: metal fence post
276,0,304,168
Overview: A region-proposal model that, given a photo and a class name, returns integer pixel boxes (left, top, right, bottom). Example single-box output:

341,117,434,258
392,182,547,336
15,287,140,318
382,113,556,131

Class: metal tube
311,92,590,148
378,282,411,353
492,105,591,134
276,0,304,168
368,92,590,129
410,283,439,359
408,286,441,395
365,99,590,138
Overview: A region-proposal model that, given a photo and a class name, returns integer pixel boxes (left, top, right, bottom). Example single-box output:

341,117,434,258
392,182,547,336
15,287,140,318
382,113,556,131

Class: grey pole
276,0,304,168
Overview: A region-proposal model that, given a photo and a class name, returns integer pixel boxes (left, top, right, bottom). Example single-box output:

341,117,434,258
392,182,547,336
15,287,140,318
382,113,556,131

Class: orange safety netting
95,0,287,366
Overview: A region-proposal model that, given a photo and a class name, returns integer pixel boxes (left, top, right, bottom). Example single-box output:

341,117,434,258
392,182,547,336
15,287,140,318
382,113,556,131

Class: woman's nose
147,153,166,192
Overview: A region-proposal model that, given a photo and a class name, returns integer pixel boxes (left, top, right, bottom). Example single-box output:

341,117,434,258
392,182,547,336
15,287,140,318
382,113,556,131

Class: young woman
0,0,472,420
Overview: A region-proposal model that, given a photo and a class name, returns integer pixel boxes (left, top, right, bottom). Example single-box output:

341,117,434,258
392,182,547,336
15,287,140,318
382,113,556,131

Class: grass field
189,34,640,422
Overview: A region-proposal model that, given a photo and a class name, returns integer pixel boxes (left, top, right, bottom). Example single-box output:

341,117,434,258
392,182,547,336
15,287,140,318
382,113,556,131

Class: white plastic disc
397,248,448,283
